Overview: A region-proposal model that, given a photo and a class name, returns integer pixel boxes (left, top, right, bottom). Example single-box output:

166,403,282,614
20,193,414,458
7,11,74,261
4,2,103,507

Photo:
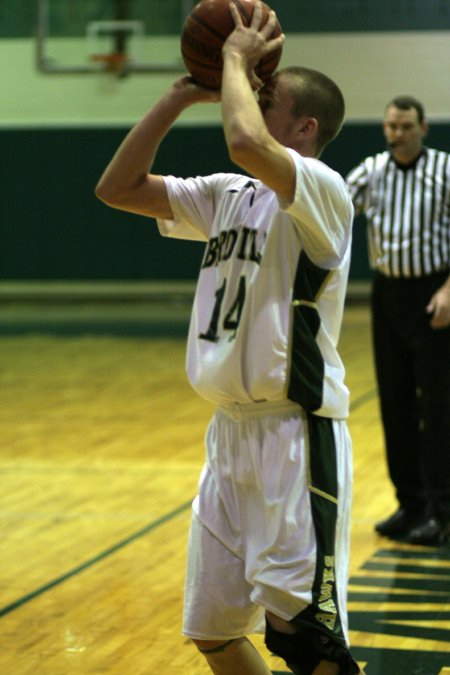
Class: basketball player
96,3,363,674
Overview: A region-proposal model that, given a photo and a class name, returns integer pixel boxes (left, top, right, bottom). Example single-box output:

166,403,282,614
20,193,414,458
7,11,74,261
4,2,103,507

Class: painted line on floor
0,499,192,618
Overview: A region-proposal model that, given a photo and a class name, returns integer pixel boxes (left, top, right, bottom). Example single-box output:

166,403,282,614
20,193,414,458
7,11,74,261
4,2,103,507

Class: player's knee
192,637,238,654
265,618,360,675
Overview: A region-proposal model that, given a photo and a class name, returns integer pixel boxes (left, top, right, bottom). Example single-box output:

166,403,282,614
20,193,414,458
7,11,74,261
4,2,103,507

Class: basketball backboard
36,0,195,76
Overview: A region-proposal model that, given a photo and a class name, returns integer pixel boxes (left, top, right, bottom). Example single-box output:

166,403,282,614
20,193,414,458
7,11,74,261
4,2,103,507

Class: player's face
258,76,298,146
383,106,428,162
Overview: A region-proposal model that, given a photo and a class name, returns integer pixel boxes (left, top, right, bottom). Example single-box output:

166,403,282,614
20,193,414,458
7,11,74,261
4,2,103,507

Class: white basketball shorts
183,399,353,643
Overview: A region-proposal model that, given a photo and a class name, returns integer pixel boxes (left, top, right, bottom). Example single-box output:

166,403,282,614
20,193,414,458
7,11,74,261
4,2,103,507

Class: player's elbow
227,128,271,178
227,131,259,169
95,177,128,209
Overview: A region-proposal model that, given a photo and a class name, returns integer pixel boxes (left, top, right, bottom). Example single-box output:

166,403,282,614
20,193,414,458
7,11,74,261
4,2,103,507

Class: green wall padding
1,0,449,38
1,122,448,281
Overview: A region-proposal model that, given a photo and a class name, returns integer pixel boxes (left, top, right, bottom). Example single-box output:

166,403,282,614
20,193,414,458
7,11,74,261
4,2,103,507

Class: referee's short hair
386,96,425,123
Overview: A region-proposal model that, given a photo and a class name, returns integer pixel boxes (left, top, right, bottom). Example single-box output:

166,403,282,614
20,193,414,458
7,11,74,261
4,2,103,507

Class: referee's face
383,106,428,163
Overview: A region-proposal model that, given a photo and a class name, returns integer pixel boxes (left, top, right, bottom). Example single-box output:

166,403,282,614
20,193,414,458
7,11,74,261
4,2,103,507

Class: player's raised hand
171,76,221,104
223,1,285,89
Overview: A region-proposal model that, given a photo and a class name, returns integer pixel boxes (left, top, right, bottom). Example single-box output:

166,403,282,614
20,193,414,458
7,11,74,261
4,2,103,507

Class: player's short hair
276,66,346,156
386,95,425,123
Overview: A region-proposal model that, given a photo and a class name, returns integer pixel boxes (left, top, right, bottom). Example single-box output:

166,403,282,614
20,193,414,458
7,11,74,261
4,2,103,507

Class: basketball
181,0,283,90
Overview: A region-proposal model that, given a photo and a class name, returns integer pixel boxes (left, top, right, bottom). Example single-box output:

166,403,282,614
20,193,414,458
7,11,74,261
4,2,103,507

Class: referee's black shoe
440,522,450,546
375,507,422,537
407,517,450,546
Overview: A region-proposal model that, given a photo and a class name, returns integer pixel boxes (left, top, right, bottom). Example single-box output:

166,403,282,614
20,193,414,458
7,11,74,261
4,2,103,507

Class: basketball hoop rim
89,52,130,72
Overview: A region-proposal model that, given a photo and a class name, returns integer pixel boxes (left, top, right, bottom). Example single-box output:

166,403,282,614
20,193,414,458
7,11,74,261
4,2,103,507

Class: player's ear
297,116,318,140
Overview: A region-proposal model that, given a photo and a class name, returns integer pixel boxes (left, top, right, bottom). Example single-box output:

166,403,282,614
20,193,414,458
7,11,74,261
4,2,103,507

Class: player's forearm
221,51,295,201
221,51,268,163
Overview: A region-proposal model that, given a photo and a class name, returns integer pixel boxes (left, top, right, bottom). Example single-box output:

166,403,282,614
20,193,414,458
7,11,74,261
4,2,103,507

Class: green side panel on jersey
287,251,330,411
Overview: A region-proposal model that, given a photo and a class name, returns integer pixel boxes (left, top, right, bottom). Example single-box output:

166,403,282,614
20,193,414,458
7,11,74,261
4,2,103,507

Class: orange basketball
181,0,283,90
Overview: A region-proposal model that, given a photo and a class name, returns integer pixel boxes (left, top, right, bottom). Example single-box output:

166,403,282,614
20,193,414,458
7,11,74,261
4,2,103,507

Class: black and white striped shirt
346,148,450,277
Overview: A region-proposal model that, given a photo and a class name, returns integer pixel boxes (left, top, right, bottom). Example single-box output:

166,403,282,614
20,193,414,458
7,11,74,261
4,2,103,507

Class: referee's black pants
371,271,450,522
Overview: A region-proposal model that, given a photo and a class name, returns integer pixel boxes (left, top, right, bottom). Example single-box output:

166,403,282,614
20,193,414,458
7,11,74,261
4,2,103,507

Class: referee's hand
426,283,450,329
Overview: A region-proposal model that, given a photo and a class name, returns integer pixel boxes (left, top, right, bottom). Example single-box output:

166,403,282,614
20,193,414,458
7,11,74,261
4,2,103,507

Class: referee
346,96,450,546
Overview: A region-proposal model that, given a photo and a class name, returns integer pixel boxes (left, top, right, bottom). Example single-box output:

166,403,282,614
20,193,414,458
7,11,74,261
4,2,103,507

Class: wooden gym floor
0,302,449,674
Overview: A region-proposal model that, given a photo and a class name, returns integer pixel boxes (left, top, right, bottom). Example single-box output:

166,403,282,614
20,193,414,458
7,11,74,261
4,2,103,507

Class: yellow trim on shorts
292,299,318,309
309,485,339,505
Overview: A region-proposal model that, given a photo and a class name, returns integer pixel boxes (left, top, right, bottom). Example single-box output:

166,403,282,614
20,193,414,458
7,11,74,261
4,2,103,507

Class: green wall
2,0,449,37
1,122,449,282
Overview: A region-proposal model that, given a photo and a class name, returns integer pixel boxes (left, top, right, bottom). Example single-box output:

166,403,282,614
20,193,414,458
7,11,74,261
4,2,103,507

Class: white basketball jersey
157,149,353,418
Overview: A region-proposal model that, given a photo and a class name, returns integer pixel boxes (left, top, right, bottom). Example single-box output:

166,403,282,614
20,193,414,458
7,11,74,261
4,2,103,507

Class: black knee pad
265,620,360,675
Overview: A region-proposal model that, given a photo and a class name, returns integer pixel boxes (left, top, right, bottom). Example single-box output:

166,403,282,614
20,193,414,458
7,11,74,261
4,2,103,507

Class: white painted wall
1,32,449,127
